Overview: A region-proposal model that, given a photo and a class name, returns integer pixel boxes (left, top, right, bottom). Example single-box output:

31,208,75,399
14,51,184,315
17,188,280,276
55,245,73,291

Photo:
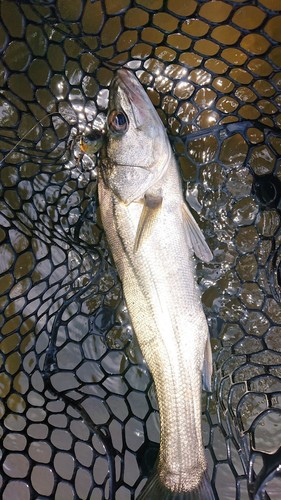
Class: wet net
0,1,281,499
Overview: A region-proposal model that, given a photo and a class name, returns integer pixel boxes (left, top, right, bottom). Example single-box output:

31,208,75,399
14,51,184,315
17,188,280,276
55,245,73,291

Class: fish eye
108,110,128,134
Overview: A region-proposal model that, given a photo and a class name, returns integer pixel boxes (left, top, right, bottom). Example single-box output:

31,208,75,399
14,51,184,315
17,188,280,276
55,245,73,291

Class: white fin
134,194,162,253
202,336,213,393
182,203,213,263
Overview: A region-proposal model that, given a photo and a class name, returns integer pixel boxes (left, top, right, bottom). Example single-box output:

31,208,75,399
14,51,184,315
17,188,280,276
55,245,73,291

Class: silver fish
98,69,215,499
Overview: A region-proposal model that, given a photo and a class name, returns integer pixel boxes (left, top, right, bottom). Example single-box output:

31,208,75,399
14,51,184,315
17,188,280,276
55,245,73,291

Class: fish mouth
110,69,142,101
109,69,154,129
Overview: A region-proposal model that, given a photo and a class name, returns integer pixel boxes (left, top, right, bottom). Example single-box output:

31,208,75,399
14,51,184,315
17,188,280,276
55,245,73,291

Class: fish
98,68,215,499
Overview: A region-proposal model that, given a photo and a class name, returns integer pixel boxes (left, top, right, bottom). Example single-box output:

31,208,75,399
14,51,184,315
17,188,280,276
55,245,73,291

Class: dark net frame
0,1,281,499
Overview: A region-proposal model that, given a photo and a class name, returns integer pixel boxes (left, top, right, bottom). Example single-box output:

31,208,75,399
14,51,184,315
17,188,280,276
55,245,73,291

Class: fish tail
137,470,215,500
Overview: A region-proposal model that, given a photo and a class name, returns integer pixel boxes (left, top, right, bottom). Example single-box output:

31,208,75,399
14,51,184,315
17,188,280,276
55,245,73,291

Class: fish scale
98,69,214,499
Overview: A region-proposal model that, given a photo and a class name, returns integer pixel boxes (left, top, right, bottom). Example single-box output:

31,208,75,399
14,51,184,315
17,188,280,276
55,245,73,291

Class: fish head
100,69,171,204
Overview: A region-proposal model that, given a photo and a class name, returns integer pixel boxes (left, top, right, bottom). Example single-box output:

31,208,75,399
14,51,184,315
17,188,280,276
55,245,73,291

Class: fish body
98,69,214,499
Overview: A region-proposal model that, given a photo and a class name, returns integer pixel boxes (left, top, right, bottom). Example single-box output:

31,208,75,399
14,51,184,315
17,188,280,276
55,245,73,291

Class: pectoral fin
182,202,213,262
134,194,162,253
202,336,213,392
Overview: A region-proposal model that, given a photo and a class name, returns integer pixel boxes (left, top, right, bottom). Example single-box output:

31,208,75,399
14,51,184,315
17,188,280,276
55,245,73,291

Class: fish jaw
109,69,164,131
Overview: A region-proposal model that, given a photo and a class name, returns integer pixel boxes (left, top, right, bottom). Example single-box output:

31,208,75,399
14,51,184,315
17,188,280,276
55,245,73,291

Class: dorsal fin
182,202,213,262
134,194,162,253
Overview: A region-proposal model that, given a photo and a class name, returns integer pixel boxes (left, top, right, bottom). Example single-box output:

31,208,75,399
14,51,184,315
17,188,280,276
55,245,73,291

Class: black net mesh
0,1,281,499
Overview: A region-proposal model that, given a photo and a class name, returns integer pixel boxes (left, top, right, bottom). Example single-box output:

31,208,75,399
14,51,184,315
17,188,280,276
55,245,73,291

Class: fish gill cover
0,0,280,499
